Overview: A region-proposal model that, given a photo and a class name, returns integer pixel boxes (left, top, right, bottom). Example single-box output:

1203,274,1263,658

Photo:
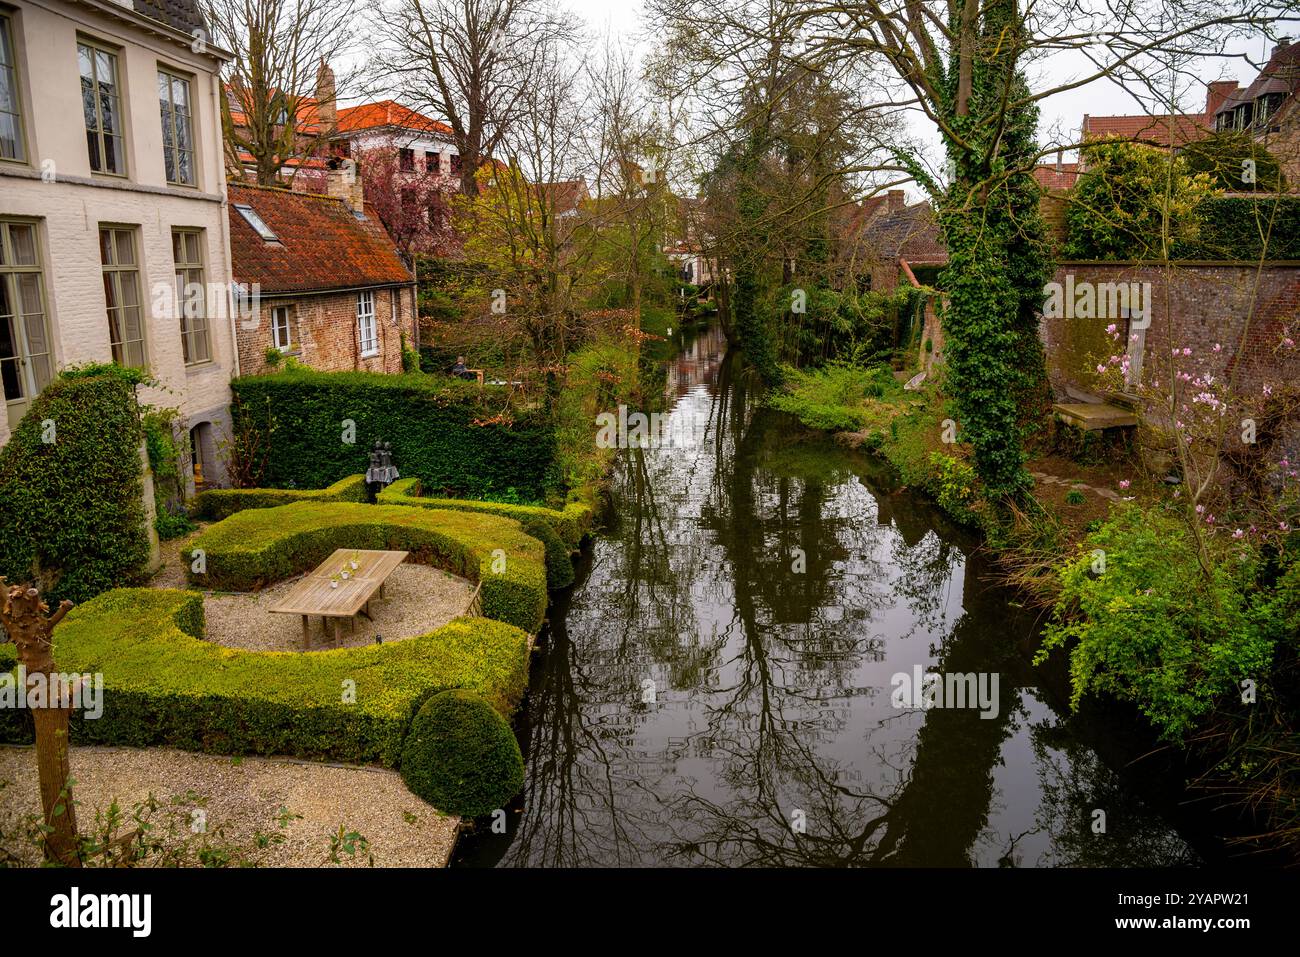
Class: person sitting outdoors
450,355,476,381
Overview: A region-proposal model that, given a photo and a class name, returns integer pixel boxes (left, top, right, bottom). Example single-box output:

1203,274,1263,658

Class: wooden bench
268,548,409,648
1052,401,1138,432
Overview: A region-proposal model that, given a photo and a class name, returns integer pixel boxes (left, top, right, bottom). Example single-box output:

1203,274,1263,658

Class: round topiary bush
400,690,524,817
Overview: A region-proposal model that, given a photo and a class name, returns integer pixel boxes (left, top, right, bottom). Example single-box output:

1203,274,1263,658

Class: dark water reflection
456,323,1205,868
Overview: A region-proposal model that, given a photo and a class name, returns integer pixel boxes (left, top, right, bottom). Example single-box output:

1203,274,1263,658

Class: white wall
0,0,235,471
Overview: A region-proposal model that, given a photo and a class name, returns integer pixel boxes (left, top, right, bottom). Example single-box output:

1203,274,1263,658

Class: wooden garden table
268,549,409,648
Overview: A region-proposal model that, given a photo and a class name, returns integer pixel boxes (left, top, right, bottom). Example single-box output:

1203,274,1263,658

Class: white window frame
271,304,293,352
357,290,378,356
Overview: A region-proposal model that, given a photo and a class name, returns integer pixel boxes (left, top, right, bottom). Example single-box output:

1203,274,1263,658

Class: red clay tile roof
1033,162,1079,190
227,183,413,295
1081,112,1211,148
336,101,454,137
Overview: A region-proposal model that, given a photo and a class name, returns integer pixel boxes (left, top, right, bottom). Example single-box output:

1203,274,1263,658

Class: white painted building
332,99,461,184
0,0,237,486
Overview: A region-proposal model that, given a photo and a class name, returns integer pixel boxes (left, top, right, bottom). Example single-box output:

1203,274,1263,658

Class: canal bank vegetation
646,0,1299,860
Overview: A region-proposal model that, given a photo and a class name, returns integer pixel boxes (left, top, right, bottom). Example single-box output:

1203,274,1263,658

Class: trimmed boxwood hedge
400,690,525,817
0,589,530,764
378,477,588,589
183,501,548,634
378,477,590,547
191,474,368,520
0,370,150,604
230,368,559,500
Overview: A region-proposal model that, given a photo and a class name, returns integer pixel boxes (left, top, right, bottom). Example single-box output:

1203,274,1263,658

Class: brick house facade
228,167,417,376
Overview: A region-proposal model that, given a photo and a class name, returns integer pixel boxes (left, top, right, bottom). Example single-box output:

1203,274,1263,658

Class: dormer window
1256,93,1285,127
233,203,278,241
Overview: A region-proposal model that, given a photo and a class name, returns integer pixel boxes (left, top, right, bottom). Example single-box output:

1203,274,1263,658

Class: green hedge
183,502,548,634
1172,196,1300,261
230,368,558,500
400,690,525,817
191,474,368,520
0,370,150,604
377,477,591,548
0,589,530,766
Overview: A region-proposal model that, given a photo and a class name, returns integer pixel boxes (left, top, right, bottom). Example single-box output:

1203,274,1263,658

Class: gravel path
149,529,476,651
0,745,459,867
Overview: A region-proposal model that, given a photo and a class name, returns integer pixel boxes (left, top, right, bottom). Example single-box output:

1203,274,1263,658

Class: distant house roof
336,100,454,138
132,0,208,36
1213,40,1300,128
540,179,590,215
227,183,413,295
862,201,947,267
1033,162,1080,191
1081,112,1211,149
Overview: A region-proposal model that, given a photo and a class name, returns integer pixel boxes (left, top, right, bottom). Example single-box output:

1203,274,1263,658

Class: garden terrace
0,589,530,766
182,502,548,634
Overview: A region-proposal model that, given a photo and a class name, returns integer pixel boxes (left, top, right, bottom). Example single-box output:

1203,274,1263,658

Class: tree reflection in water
465,324,1199,868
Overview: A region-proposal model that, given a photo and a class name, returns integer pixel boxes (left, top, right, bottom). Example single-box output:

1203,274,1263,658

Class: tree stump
0,579,78,866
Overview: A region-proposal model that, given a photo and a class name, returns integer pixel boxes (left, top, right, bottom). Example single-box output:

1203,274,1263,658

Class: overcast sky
353,0,1288,196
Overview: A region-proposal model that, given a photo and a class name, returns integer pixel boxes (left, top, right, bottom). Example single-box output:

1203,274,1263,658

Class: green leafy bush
0,590,530,764
1064,138,1217,260
378,477,589,547
1038,505,1283,741
1172,196,1300,261
0,370,150,603
183,502,548,633
520,517,575,590
768,361,900,432
191,474,368,521
399,690,525,817
230,367,558,500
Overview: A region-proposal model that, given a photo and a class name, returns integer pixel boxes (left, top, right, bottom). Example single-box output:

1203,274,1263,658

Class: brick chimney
326,157,364,214
1204,80,1240,119
886,188,906,212
315,58,337,131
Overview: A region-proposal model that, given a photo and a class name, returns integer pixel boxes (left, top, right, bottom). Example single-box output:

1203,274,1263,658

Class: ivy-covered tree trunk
932,0,1053,499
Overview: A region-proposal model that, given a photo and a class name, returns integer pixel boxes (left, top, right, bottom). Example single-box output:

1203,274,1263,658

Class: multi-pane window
99,227,146,367
357,290,377,356
271,305,293,351
0,221,52,422
0,16,24,162
80,41,125,175
399,148,414,172
450,153,462,174
173,229,210,364
424,150,438,173
159,69,195,186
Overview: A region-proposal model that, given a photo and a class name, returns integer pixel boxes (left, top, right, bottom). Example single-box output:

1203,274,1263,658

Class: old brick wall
1042,262,1300,401
238,284,417,376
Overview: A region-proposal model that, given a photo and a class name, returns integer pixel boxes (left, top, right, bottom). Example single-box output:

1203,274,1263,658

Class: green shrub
400,689,525,817
0,370,150,604
379,477,590,547
229,368,557,500
183,502,548,633
520,517,575,590
768,361,899,432
1172,196,1300,261
1038,505,1283,741
0,589,531,764
191,474,368,521
1064,489,1086,505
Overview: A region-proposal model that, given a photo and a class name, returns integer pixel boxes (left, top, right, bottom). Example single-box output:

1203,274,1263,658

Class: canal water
455,322,1219,868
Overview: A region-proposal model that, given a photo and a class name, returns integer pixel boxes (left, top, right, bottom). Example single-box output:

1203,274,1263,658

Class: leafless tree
368,0,580,195
202,0,360,185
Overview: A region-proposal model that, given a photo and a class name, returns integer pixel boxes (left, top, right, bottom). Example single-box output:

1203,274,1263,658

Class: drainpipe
213,67,241,381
